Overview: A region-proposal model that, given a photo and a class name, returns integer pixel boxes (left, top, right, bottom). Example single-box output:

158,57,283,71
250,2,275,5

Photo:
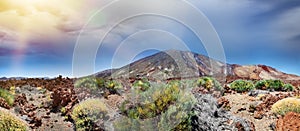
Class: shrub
254,80,268,89
74,77,98,90
0,88,14,106
95,78,105,88
0,107,28,130
268,80,284,91
118,81,196,130
122,81,181,119
230,80,254,92
71,99,109,131
158,97,196,131
104,80,121,94
255,80,287,91
271,97,300,115
197,77,222,91
283,84,294,91
133,78,150,92
74,77,121,96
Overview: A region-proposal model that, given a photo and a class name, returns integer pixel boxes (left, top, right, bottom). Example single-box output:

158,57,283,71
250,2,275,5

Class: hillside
96,50,300,84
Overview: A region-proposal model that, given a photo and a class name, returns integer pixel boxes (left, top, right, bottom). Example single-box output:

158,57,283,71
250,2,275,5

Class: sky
0,0,300,77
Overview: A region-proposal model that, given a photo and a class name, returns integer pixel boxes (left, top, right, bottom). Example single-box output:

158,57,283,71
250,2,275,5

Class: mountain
95,50,300,84
0,77,7,81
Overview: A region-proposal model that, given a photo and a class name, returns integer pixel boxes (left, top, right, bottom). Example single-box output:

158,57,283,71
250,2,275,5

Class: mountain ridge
95,50,300,85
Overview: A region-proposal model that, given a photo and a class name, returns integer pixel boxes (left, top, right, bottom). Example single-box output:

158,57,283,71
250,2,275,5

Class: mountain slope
96,50,300,83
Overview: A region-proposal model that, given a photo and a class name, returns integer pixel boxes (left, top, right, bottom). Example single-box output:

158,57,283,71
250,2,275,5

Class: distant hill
95,50,300,84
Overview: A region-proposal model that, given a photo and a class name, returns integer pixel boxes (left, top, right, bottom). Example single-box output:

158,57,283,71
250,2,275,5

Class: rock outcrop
191,94,255,131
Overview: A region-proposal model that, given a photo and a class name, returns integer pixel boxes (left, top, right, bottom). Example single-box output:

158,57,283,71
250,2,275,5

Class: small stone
254,111,264,119
237,107,246,112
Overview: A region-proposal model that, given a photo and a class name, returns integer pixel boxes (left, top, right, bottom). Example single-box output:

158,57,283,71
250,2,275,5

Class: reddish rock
0,97,10,109
217,97,230,109
235,120,256,131
254,111,264,119
276,112,300,131
256,93,291,112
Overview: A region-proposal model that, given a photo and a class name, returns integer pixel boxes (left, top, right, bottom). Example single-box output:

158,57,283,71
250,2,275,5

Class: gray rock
191,94,254,131
248,90,270,96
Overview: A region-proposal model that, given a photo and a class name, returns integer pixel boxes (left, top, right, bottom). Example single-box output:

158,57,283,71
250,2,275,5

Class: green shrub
133,78,150,92
283,84,294,91
271,97,300,115
230,80,254,92
255,80,287,91
122,81,181,119
118,81,196,130
0,88,14,106
74,77,121,96
0,108,28,130
95,78,105,87
74,77,98,90
268,80,284,91
71,99,109,131
197,77,222,91
254,80,268,89
104,80,121,93
158,96,196,131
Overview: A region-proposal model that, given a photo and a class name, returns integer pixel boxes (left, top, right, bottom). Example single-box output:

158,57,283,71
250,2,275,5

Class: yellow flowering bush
271,97,300,115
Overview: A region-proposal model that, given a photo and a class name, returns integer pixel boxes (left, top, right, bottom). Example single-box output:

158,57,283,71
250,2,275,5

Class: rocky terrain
1,50,300,130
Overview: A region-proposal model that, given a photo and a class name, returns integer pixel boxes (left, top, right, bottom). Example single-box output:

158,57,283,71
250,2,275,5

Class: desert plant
9,86,16,95
197,77,222,91
119,80,196,130
230,80,255,92
95,78,105,88
271,97,300,115
0,107,28,130
71,99,109,131
74,77,98,90
133,78,151,92
255,80,286,91
122,82,181,119
158,95,196,131
104,80,121,93
60,107,67,114
268,80,284,91
75,77,121,97
254,80,268,89
283,84,294,91
0,88,14,106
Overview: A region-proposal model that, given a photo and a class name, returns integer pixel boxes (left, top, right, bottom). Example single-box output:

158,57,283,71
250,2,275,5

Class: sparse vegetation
104,80,120,94
74,77,98,90
255,79,293,91
0,88,15,106
71,99,109,131
197,77,222,91
74,77,121,96
0,108,28,130
230,80,255,92
254,80,268,89
271,97,300,115
133,78,151,92
118,80,196,130
283,83,294,91
268,80,284,91
121,81,181,119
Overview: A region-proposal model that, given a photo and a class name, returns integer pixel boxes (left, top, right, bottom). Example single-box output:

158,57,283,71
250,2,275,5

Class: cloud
252,0,300,18
0,47,13,56
0,0,88,43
